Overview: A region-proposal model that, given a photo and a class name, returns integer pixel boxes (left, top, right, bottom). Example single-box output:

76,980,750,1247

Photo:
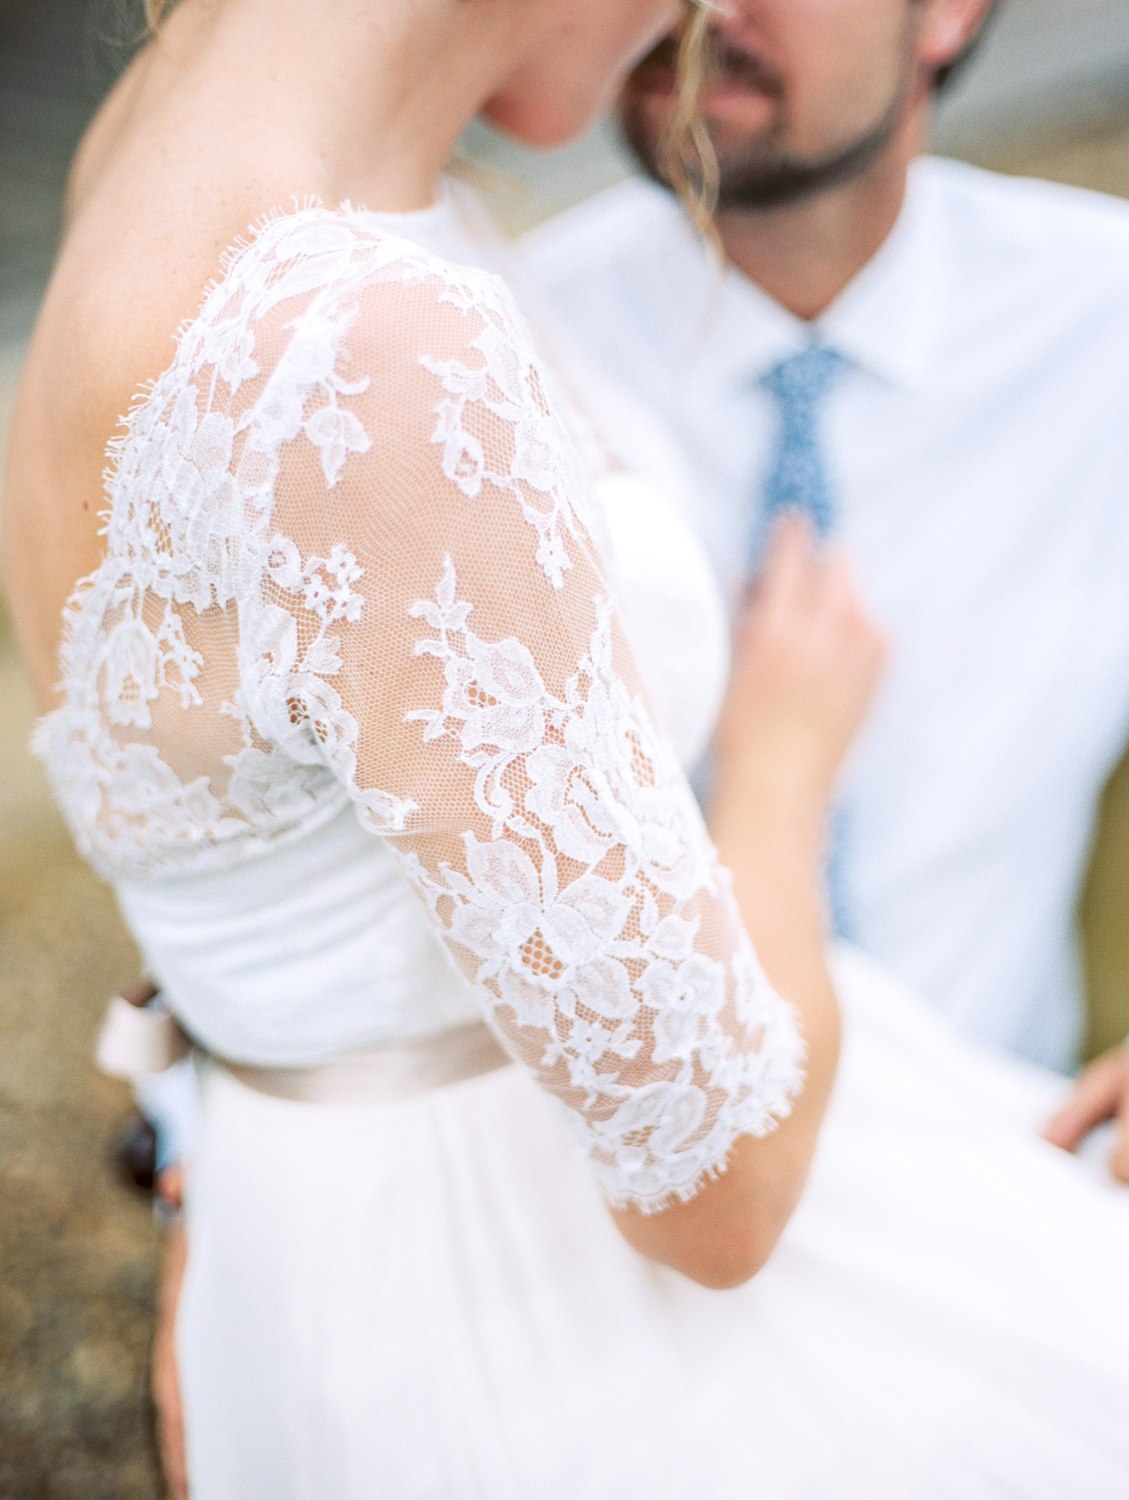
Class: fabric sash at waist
95,994,511,1104
221,1021,512,1104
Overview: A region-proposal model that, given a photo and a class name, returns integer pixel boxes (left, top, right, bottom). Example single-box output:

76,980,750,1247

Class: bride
5,0,1129,1494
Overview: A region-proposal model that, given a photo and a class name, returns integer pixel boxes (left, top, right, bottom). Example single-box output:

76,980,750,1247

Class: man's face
621,0,938,209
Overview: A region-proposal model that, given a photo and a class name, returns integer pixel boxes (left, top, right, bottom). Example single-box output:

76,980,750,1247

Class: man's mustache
632,33,785,101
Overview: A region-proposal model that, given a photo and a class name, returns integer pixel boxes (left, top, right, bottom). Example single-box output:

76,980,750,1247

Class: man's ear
915,0,996,80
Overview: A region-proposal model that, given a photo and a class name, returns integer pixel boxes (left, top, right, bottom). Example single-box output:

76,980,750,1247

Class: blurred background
2,0,1129,1493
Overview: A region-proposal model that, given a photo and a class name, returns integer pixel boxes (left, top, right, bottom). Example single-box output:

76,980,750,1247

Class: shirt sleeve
243,223,805,1212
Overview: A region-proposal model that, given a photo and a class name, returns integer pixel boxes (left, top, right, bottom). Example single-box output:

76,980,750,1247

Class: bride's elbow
611,1195,789,1291
608,1129,815,1289
664,1221,782,1290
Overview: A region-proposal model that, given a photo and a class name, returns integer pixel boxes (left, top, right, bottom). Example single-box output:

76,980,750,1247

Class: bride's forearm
709,783,842,1129
615,518,877,1287
692,784,842,1246
608,793,841,1290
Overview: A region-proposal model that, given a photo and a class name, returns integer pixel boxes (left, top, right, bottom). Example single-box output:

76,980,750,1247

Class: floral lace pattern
34,205,803,1209
394,561,803,1205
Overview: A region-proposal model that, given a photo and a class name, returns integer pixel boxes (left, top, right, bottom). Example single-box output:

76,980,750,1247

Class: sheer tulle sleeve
234,221,805,1211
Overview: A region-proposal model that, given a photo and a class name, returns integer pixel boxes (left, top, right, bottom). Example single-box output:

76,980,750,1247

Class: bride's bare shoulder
6,49,271,689
64,50,149,228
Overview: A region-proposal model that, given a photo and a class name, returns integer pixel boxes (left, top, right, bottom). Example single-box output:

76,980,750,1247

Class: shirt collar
819,159,949,390
666,157,949,397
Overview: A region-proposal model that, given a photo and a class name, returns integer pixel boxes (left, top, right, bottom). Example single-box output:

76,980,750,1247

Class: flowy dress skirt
179,946,1129,1499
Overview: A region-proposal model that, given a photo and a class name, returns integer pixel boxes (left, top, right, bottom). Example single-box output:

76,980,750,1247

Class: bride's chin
479,96,601,152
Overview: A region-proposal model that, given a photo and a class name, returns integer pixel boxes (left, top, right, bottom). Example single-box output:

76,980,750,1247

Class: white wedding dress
33,193,1129,1498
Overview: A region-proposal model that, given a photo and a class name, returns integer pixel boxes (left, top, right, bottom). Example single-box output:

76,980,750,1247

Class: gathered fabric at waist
112,803,478,1066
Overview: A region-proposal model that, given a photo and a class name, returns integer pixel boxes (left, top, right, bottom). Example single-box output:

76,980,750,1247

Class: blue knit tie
760,344,844,540
759,344,852,937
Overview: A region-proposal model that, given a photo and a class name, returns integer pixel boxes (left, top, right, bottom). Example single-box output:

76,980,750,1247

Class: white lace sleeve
234,220,805,1212
39,210,804,1213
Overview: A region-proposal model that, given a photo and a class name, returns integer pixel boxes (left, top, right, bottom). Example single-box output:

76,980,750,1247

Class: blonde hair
664,3,720,238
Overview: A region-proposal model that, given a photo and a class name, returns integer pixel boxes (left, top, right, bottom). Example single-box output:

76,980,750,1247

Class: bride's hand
712,514,886,833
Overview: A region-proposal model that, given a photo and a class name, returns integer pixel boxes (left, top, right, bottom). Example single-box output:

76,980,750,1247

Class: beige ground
0,350,157,1493
2,126,1129,1496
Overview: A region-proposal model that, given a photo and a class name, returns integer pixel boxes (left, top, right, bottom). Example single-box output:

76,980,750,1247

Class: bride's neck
150,0,524,208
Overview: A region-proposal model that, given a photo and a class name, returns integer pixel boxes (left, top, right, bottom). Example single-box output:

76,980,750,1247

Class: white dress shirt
525,156,1129,1072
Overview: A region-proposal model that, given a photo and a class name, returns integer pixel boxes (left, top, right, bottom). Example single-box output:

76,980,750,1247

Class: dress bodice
33,198,800,1211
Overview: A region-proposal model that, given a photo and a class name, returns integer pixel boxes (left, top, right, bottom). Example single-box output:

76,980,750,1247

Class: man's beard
620,35,911,211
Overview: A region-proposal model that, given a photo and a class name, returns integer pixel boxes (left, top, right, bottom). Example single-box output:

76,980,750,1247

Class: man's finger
1043,1054,1123,1151
1110,1084,1129,1184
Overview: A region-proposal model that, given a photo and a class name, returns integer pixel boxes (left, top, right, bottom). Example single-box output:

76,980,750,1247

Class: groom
525,0,1129,1168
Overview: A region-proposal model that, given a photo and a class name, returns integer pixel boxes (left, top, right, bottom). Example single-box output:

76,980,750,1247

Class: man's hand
1043,1043,1129,1183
